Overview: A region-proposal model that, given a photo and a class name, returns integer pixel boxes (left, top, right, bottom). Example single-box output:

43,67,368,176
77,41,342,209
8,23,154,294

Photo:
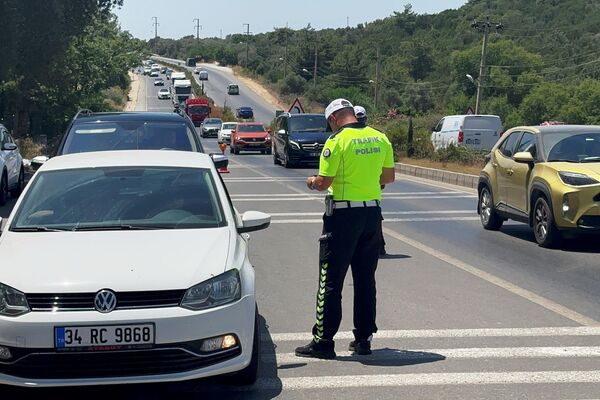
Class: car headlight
181,270,241,311
289,140,301,150
0,283,30,317
265,135,271,141
558,171,600,186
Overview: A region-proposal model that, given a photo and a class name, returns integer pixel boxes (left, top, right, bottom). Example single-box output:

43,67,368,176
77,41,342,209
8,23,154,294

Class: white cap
325,98,354,120
354,105,367,118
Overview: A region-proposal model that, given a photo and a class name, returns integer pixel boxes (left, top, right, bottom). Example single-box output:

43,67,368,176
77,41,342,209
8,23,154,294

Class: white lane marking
270,217,480,224
234,195,475,202
269,347,600,364
382,227,599,326
263,326,600,342
237,371,600,391
230,192,463,198
267,210,475,217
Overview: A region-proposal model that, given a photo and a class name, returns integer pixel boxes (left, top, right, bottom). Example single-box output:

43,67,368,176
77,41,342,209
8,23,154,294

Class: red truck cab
185,98,211,126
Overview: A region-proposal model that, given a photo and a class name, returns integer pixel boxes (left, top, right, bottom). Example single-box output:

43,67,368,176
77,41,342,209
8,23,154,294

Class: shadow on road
338,348,445,367
379,253,411,260
500,225,600,253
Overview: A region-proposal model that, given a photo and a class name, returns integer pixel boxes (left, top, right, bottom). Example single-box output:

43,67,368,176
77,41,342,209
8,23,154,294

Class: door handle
507,169,514,176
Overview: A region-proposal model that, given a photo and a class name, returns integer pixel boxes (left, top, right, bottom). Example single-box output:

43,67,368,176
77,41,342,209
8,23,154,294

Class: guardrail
395,163,479,189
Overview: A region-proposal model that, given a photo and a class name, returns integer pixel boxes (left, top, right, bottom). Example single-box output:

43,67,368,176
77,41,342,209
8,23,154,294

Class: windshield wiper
11,226,71,232
547,158,579,163
580,157,600,163
72,224,168,231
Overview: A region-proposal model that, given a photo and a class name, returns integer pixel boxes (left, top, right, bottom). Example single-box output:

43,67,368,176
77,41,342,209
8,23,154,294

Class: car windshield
289,115,328,132
238,125,265,133
222,123,237,130
188,106,209,115
543,132,600,162
62,121,199,154
205,119,222,125
11,167,225,231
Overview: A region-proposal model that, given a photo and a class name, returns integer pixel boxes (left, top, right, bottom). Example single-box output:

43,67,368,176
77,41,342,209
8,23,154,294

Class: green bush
279,75,306,95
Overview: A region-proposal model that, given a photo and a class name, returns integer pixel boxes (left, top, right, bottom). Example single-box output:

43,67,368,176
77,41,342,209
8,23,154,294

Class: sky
115,0,468,40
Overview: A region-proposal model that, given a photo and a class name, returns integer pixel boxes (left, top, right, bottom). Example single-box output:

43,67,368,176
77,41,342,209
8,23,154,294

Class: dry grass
15,137,44,159
398,157,483,176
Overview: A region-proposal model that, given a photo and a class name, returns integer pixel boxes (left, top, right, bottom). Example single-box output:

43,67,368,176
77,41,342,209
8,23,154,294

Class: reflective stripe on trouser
312,207,381,342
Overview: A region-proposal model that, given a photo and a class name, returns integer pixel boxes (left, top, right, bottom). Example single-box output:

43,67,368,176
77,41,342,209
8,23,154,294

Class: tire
231,307,260,385
479,186,503,230
283,151,295,168
10,168,25,198
273,149,281,165
533,196,561,248
0,172,7,206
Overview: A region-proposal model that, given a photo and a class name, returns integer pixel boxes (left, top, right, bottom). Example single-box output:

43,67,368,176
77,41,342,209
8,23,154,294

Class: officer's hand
306,176,315,190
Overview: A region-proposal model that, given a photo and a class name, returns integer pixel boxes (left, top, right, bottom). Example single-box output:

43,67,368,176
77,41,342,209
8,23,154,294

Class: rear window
463,117,502,130
62,121,199,154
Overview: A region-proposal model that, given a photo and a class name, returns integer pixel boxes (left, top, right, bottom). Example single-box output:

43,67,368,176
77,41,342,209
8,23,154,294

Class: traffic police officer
355,105,388,256
295,99,395,359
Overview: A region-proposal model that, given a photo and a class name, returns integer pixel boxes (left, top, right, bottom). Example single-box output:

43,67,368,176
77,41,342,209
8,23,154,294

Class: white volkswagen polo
0,150,270,387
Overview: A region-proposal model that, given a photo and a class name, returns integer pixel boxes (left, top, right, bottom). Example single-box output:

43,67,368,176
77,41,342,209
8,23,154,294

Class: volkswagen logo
94,290,117,313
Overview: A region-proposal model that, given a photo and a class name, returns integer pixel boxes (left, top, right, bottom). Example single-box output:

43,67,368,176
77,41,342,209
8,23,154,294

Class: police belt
333,200,380,209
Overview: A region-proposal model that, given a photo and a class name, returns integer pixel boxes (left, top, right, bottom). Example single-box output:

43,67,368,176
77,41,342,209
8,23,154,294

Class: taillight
458,130,464,143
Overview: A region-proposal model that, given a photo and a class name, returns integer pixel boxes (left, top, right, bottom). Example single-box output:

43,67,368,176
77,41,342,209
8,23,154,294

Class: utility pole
193,19,202,40
243,23,251,69
471,16,503,114
313,44,318,89
374,47,380,109
152,17,159,53
220,29,223,40
283,32,289,79
347,16,350,28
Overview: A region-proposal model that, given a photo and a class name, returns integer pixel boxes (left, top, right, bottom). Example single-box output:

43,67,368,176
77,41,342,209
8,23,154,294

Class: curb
395,163,479,189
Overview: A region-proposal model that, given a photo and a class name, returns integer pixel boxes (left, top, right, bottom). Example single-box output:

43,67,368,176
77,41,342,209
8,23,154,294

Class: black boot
349,340,372,355
295,339,336,359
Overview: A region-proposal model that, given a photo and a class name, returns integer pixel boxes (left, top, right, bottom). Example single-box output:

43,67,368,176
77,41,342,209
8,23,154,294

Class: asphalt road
153,56,278,124
2,73,600,398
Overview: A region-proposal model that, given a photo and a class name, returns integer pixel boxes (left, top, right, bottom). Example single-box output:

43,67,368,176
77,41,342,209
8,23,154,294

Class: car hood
547,162,600,177
236,132,268,138
0,228,231,293
289,131,330,144
203,124,221,129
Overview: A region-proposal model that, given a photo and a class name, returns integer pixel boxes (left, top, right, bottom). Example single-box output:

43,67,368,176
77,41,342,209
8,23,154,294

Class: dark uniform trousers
312,206,381,342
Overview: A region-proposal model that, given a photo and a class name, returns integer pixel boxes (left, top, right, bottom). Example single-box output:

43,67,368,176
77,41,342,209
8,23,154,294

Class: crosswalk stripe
234,371,600,391
271,217,480,224
266,346,600,364
233,195,475,202
262,326,600,342
265,210,474,217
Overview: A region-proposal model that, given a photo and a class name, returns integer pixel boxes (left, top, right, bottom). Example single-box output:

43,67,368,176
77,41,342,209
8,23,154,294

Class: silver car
0,124,24,205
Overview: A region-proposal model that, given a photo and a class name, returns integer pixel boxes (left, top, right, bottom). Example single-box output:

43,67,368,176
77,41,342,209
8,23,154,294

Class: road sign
465,106,475,115
288,98,305,114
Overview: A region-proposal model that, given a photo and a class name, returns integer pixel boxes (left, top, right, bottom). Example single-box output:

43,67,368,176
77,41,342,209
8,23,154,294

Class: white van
431,115,503,151
198,70,209,81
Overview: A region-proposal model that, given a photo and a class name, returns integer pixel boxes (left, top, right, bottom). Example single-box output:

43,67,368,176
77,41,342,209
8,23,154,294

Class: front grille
26,290,186,312
241,137,264,143
301,143,324,151
0,347,240,379
578,216,600,229
594,193,600,202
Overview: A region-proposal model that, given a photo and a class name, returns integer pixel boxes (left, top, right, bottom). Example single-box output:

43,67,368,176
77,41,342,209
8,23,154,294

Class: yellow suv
478,125,600,247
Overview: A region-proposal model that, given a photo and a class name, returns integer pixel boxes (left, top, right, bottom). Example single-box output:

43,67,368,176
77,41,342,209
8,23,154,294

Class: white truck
173,79,193,106
170,71,186,85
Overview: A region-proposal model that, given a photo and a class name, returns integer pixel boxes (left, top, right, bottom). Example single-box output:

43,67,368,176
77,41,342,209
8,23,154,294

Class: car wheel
533,196,561,248
273,149,281,165
283,151,295,168
10,168,25,198
0,172,8,206
231,306,260,385
479,186,503,230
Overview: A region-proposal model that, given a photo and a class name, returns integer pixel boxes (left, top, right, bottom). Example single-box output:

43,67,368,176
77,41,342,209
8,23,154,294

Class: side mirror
278,129,286,135
238,211,271,233
513,151,534,164
2,143,17,151
210,153,229,170
31,155,50,171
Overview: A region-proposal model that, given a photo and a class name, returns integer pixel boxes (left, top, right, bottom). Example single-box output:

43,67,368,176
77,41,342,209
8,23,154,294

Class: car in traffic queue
201,118,223,138
272,113,329,168
150,70,159,78
157,88,171,100
153,78,165,86
227,84,240,95
219,122,238,145
30,111,228,172
0,124,25,206
185,98,211,127
0,150,270,387
230,123,272,155
236,107,254,120
198,70,209,81
478,124,600,248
